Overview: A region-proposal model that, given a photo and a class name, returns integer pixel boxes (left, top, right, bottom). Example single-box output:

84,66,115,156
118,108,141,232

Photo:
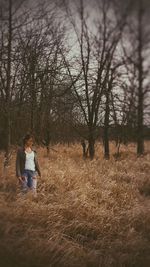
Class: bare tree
122,0,150,155
0,0,29,157
11,0,68,142
62,0,128,159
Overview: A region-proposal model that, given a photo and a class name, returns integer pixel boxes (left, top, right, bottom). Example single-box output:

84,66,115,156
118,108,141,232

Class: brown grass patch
0,142,150,267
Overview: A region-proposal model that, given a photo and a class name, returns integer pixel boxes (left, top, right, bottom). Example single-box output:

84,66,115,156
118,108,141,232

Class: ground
0,142,150,267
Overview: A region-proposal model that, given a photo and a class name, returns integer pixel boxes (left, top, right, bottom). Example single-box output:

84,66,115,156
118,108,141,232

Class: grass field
0,142,150,267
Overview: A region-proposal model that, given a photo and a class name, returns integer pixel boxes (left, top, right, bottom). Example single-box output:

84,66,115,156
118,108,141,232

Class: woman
16,134,41,194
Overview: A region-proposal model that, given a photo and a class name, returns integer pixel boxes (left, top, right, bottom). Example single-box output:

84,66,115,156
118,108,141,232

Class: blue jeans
21,170,37,193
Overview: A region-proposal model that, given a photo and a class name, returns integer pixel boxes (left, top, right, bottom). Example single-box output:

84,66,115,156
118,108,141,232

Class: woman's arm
34,151,41,177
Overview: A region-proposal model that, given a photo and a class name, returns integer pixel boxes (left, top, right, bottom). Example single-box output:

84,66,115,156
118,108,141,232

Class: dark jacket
16,147,41,177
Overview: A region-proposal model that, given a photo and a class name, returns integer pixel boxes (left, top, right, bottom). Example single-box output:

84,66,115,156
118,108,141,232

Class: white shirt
25,151,35,171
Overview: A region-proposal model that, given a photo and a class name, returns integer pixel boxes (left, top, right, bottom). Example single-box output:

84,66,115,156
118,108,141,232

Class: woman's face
25,137,33,147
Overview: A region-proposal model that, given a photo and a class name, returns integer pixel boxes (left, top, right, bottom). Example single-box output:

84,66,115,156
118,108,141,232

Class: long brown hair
23,134,34,146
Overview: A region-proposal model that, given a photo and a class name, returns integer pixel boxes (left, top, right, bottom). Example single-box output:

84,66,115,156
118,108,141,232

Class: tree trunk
30,64,36,133
137,2,144,155
104,86,110,159
5,0,12,158
137,88,144,155
88,134,95,160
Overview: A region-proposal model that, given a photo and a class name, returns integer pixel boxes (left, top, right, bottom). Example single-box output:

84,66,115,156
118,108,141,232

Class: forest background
0,0,150,159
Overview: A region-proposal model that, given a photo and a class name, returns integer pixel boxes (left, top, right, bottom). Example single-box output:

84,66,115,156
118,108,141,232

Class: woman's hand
18,176,25,183
18,176,23,183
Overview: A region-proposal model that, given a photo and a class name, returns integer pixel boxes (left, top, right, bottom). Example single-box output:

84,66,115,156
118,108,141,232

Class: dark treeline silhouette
0,0,150,159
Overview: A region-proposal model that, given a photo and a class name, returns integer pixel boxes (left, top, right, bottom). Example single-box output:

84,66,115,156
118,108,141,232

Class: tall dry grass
0,142,150,267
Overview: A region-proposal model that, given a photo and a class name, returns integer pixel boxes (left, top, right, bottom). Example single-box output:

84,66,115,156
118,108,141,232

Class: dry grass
0,142,150,267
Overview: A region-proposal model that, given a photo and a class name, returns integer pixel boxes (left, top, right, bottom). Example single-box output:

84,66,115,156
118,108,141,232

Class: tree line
0,0,150,160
